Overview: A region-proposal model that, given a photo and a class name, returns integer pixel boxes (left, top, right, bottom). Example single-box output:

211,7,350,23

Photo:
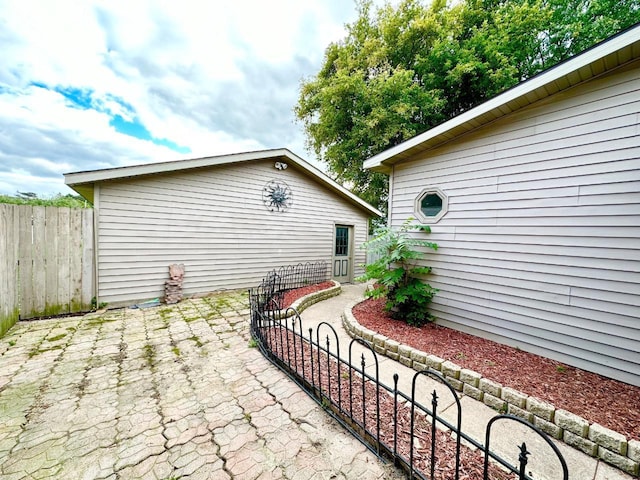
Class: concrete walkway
298,283,636,480
0,290,404,480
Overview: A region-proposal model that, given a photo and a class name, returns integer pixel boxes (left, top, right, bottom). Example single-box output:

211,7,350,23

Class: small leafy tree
358,218,438,326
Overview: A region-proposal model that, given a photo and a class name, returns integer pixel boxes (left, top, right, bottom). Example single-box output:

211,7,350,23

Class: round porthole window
414,187,448,223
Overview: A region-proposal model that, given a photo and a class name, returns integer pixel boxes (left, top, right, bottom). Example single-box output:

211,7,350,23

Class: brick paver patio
0,291,402,479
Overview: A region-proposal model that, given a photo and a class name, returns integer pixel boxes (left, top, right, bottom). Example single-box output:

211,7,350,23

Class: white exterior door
332,225,352,283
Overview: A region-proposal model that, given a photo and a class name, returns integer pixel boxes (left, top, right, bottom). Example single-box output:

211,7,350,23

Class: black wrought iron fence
249,277,569,480
261,260,330,292
253,261,330,313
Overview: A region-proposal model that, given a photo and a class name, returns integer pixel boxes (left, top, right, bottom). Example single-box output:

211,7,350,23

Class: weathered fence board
0,204,94,335
44,206,59,316
32,206,46,313
18,205,35,318
0,205,19,337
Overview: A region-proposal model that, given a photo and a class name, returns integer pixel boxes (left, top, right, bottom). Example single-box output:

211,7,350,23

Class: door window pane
335,227,348,256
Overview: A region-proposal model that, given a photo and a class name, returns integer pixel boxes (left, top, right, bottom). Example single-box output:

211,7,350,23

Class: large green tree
296,0,639,213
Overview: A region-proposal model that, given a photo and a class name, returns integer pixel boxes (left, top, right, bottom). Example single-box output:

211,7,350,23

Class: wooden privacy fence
0,204,94,336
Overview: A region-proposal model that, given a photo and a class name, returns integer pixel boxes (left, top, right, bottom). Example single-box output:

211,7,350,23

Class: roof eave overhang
363,23,640,173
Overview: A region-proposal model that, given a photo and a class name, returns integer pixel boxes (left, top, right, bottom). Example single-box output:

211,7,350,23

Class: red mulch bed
353,297,640,442
279,281,335,309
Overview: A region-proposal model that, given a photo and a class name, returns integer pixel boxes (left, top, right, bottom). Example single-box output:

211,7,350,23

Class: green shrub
358,217,438,326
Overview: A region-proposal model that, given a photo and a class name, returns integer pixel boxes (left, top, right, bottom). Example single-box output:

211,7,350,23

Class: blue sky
0,0,391,196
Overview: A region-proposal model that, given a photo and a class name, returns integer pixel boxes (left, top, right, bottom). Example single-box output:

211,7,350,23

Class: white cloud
0,0,367,197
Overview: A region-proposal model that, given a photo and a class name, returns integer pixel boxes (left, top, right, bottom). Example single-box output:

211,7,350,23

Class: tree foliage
296,0,640,212
358,217,438,326
0,193,91,208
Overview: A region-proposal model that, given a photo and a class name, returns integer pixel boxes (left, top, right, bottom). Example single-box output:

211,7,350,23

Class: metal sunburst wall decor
262,179,293,212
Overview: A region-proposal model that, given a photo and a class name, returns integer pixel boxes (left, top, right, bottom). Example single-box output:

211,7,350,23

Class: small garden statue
164,263,185,304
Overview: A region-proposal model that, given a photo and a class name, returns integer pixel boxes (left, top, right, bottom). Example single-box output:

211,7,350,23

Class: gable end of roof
64,148,383,217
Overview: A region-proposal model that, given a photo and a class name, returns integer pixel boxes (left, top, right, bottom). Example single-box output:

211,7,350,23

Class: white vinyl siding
390,60,640,386
95,159,369,305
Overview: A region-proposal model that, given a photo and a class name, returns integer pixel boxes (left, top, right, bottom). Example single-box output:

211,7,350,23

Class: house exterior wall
389,60,640,386
95,159,370,305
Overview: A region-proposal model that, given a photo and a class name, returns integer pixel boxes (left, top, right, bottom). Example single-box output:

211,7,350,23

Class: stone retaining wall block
526,397,555,422
441,361,461,379
563,431,597,456
589,423,627,455
462,383,484,401
483,393,506,412
501,387,527,409
446,377,463,391
386,351,399,361
629,440,640,463
372,334,387,347
459,369,481,388
342,319,353,334
413,361,427,372
555,409,589,437
598,447,639,476
352,324,363,337
425,355,444,371
478,378,502,398
373,345,386,355
398,344,413,358
533,417,563,439
399,356,413,368
410,350,427,364
507,404,533,423
384,339,400,353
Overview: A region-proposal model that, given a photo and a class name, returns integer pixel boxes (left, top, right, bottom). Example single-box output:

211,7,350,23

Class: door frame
332,224,354,283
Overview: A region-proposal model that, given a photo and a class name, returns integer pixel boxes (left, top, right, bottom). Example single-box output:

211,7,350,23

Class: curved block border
271,281,342,319
341,300,640,477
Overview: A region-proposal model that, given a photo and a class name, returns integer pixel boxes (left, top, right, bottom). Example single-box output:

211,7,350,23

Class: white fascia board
363,24,640,171
284,150,384,217
63,149,287,185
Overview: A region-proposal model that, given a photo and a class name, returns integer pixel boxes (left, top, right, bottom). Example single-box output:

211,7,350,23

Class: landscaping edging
270,281,342,319
341,301,640,477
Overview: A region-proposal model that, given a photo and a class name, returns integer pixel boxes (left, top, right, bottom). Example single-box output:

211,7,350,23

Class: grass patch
28,345,63,358
248,338,258,348
143,344,156,368
47,333,67,342
171,346,181,357
84,316,118,328
187,336,203,347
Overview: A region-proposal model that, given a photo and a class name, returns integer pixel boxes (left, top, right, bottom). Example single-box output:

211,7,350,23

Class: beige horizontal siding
390,59,640,386
96,159,369,305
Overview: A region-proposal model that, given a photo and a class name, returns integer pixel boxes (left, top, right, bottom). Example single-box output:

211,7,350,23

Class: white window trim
414,187,448,223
